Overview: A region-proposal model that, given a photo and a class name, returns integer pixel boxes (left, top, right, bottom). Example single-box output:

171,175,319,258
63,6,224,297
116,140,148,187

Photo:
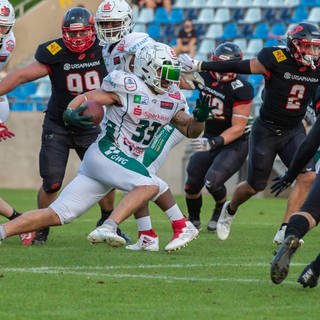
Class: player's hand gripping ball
81,100,104,126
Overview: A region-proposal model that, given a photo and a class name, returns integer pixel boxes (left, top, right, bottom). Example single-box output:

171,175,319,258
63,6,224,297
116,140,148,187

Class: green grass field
0,189,319,320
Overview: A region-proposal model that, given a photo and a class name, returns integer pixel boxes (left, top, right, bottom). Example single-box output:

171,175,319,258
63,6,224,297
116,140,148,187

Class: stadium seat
185,8,198,20
264,38,279,47
299,0,316,6
194,23,207,38
154,7,170,24
198,39,215,57
263,8,279,23
163,24,176,43
197,9,215,24
308,7,320,23
147,23,161,40
239,24,254,38
236,0,254,7
190,0,207,8
269,23,286,39
206,0,223,7
252,23,270,39
289,5,309,23
252,0,266,6
246,39,263,58
284,0,300,7
279,7,293,21
240,8,262,24
247,74,264,96
136,8,154,24
221,23,238,40
266,0,287,7
232,38,247,52
213,8,231,24
204,24,224,39
231,8,245,21
173,0,189,8
221,0,238,7
170,8,184,24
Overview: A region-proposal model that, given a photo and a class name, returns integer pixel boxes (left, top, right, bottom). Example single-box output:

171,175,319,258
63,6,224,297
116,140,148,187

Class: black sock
100,209,113,220
227,204,236,216
186,196,202,221
285,215,309,239
8,209,21,220
312,255,320,276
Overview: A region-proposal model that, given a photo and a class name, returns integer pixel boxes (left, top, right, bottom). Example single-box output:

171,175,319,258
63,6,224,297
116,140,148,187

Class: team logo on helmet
0,5,9,17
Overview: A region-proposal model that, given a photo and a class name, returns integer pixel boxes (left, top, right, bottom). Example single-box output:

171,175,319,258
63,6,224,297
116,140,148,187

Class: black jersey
35,38,107,126
257,46,320,128
195,72,254,138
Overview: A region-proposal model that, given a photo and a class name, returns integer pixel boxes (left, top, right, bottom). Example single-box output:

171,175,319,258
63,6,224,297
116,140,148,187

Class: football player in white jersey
0,0,15,141
0,42,209,252
94,0,202,251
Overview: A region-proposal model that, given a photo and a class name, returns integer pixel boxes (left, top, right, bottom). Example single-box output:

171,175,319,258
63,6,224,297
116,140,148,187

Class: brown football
81,100,104,126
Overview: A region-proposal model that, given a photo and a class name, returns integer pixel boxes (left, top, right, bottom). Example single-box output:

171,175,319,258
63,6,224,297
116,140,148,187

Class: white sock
165,204,184,221
0,225,7,240
136,216,153,231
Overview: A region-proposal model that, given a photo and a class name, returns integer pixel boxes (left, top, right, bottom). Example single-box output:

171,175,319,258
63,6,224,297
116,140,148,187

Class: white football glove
181,72,205,89
244,116,254,134
190,138,210,152
178,54,202,72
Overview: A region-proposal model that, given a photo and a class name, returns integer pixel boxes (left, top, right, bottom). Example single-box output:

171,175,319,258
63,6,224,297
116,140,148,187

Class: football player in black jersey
0,7,130,244
179,22,320,244
268,85,320,286
183,42,254,232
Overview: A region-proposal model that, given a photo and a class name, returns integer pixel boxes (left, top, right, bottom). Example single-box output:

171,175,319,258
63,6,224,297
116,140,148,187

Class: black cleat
297,263,319,288
207,206,222,232
32,227,50,245
270,235,301,284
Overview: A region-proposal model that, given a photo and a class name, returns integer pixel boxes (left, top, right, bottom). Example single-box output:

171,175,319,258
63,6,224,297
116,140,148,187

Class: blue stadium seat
231,8,245,22
132,23,146,33
247,74,264,95
170,8,184,24
221,23,238,40
198,39,215,57
154,7,170,24
232,38,247,52
263,8,279,23
213,8,231,24
147,23,161,40
289,5,309,22
185,8,198,20
195,24,207,38
10,102,34,111
279,7,293,21
299,0,316,6
240,8,262,24
239,24,254,38
264,38,279,47
136,8,154,24
252,23,270,39
270,23,286,39
308,7,320,23
204,24,223,40
197,9,215,24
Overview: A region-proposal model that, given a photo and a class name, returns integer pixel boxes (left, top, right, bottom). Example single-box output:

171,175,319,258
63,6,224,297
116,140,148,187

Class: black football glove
270,173,294,197
63,104,94,129
192,94,211,122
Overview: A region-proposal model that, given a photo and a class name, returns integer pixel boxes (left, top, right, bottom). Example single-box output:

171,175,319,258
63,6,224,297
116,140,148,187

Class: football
81,100,104,126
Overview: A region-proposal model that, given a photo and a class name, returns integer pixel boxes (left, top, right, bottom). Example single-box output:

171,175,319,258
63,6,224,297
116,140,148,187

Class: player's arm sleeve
201,59,251,74
286,117,320,180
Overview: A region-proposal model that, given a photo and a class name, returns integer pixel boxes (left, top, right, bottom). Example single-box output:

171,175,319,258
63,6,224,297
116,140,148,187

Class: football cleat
32,227,50,245
126,234,159,252
165,220,199,252
216,201,235,240
297,262,319,288
270,235,302,284
87,223,126,247
20,231,36,246
273,225,287,245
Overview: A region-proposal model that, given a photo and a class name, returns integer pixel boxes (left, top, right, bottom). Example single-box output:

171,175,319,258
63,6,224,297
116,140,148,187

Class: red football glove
0,122,15,141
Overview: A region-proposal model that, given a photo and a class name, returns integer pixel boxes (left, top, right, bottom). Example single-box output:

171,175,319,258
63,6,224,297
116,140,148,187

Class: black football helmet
62,7,95,53
287,22,320,69
210,42,243,81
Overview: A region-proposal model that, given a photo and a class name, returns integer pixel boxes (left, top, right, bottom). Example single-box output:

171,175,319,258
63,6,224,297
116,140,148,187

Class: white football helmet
135,42,181,94
0,0,15,40
95,0,132,45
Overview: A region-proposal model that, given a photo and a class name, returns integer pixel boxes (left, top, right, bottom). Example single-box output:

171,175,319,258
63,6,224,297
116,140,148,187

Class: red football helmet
287,22,320,69
62,7,95,53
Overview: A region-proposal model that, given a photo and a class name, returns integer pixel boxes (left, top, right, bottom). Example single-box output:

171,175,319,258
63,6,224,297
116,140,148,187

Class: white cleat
126,234,159,252
165,221,199,252
87,223,126,247
273,225,287,245
216,201,235,241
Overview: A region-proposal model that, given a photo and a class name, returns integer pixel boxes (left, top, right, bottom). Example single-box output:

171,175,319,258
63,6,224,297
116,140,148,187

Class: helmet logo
289,25,304,35
0,5,10,16
103,1,114,11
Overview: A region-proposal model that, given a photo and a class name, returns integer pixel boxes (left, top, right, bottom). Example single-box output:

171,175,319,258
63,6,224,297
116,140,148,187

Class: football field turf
0,189,319,320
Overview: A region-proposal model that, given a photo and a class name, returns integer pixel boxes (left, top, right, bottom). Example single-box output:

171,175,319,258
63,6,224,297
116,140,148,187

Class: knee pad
206,185,226,201
43,181,62,193
184,182,201,195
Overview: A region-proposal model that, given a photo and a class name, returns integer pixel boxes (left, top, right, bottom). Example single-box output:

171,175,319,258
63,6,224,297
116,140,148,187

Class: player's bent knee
152,177,168,201
43,181,62,193
296,171,316,186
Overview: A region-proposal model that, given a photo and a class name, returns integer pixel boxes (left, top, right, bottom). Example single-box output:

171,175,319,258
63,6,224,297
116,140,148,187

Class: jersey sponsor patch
113,56,121,65
231,79,244,90
124,76,137,91
46,41,62,55
5,39,14,52
272,49,287,62
0,55,8,62
160,101,174,109
133,94,149,105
